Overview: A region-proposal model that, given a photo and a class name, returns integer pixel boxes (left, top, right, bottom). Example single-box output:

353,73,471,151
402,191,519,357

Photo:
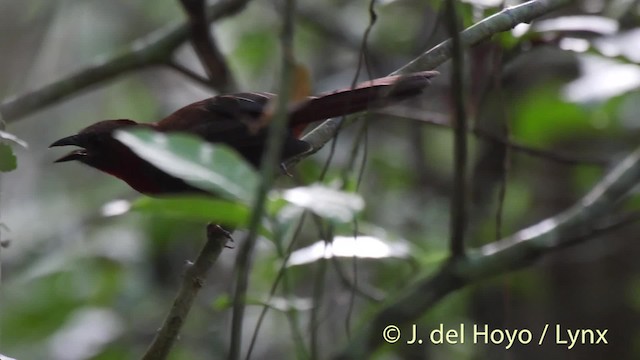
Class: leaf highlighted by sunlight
279,184,364,222
287,235,411,267
114,129,258,203
0,130,28,148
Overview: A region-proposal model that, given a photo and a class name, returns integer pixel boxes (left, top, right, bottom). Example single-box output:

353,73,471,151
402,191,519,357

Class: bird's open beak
50,135,87,162
53,149,88,163
50,135,81,148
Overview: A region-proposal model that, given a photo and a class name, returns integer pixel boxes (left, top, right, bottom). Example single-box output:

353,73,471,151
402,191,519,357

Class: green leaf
212,294,232,311
277,184,365,223
0,144,17,172
513,86,590,146
113,129,258,203
132,196,251,227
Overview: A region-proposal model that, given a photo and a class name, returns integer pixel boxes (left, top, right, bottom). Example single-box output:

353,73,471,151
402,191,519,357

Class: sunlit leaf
563,55,640,103
460,0,502,8
132,196,251,227
114,129,258,203
534,16,619,35
278,184,364,223
287,235,411,267
254,296,313,312
0,130,28,148
100,199,132,217
0,144,17,172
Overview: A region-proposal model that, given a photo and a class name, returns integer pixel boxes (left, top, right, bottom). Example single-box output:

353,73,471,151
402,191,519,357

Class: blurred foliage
0,144,17,172
2,0,640,359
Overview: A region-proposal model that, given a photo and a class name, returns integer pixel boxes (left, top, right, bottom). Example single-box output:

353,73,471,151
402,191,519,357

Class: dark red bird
51,71,437,195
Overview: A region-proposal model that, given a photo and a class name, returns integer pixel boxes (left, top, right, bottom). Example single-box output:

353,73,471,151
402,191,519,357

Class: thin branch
179,0,237,92
141,224,230,360
377,107,607,167
445,0,468,258
166,60,215,88
310,226,331,360
334,144,640,359
0,0,251,123
246,213,309,360
228,1,297,359
492,49,510,241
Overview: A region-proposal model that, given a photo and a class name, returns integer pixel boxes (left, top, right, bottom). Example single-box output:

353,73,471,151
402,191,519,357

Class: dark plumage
50,71,437,195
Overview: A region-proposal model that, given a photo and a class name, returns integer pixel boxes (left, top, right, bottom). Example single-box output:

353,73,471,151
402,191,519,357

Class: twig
377,107,607,167
179,0,237,92
0,0,251,123
246,213,309,360
228,1,297,359
444,0,468,258
166,60,215,88
141,224,230,360
334,143,640,359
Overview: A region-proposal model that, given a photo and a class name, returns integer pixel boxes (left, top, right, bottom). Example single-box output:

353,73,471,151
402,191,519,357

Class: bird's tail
288,71,438,130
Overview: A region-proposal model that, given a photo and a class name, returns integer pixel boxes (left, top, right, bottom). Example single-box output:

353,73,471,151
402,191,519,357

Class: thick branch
142,224,230,360
445,0,468,258
335,144,640,359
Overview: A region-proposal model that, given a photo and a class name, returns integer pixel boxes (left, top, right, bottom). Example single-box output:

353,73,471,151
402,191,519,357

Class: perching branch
142,224,230,360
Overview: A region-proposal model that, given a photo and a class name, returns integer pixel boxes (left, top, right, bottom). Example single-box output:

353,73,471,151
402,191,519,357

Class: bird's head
49,119,146,178
50,119,199,195
50,119,140,165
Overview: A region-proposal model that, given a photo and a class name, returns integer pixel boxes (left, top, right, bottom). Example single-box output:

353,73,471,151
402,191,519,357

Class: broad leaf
278,184,364,222
132,196,251,227
114,129,258,203
287,235,411,267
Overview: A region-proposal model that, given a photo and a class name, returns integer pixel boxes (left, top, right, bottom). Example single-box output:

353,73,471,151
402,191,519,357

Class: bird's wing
156,92,277,147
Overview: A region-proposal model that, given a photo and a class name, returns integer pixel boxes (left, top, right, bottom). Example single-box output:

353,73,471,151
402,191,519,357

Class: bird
51,71,437,196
